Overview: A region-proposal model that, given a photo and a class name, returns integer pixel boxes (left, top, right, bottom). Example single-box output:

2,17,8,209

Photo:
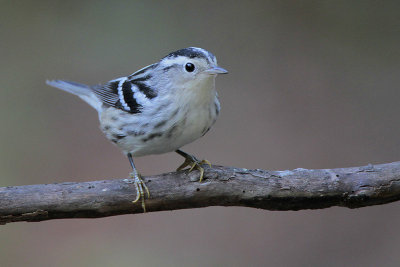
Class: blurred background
2,1,400,266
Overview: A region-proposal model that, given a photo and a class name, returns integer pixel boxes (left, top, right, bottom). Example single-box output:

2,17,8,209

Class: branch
2,162,400,224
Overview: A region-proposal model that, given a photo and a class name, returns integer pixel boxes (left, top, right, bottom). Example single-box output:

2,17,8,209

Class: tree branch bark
2,162,400,225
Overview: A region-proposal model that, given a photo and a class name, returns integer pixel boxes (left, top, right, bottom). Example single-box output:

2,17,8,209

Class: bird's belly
100,100,218,157
133,107,216,156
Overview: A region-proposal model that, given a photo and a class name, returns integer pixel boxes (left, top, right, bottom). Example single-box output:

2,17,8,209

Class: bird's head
157,47,228,89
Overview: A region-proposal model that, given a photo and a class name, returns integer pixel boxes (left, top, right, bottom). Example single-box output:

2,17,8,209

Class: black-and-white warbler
47,47,227,211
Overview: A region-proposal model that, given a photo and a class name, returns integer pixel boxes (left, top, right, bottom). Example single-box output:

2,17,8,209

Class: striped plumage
47,47,227,211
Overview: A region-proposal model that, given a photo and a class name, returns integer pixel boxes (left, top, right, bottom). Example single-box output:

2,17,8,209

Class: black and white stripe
92,78,143,114
164,47,215,64
121,80,142,113
92,67,159,114
129,73,157,99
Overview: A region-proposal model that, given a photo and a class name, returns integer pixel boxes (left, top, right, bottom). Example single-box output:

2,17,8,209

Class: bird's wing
91,78,143,114
91,80,121,107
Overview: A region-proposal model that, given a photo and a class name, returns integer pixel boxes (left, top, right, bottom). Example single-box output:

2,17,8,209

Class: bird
47,47,228,211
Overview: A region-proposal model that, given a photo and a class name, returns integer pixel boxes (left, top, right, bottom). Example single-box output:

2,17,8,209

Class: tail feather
46,80,102,112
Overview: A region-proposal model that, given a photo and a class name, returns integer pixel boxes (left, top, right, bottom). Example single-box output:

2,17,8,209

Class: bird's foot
130,172,150,212
176,153,211,182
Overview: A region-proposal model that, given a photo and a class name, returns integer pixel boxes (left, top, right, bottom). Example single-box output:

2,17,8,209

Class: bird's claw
177,155,211,182
130,172,150,212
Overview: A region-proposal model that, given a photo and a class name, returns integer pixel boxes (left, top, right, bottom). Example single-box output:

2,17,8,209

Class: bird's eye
185,63,195,72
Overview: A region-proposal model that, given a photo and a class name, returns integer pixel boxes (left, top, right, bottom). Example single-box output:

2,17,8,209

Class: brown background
2,1,400,266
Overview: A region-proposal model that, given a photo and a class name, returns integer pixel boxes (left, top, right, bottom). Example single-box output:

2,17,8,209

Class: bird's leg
128,153,150,212
175,149,211,182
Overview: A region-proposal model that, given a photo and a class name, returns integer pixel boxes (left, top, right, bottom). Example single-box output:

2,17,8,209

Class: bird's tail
46,80,102,112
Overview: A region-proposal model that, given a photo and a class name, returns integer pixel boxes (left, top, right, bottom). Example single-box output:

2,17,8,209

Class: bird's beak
204,66,228,75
